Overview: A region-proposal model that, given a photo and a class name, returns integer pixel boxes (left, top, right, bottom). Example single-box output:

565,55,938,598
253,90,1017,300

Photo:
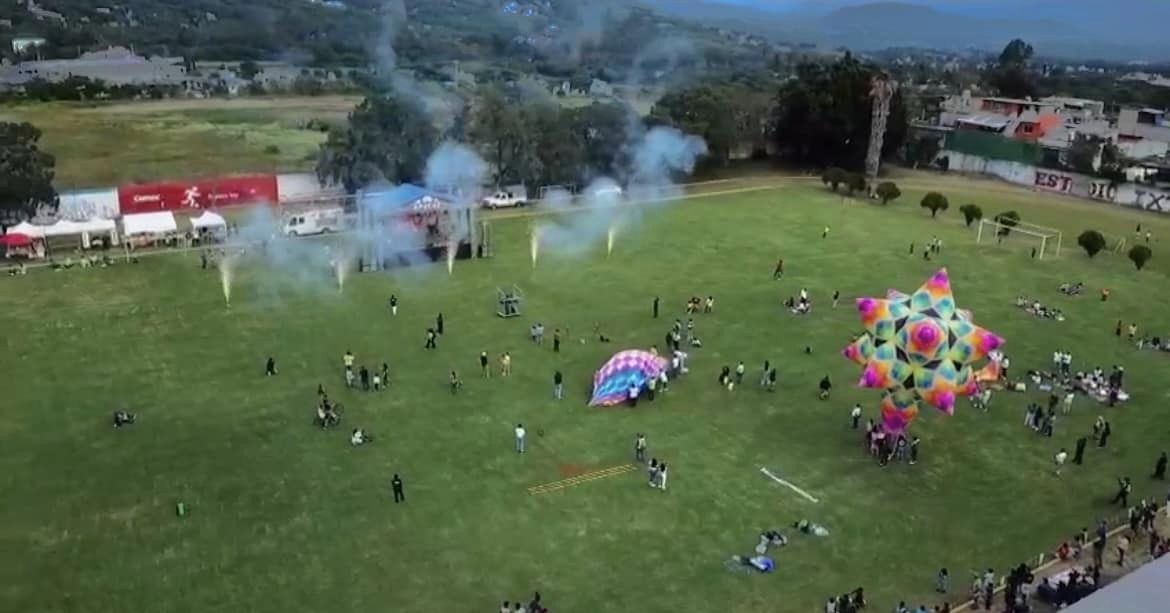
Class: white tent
189,211,227,230
122,211,178,236
6,221,46,239
42,218,117,237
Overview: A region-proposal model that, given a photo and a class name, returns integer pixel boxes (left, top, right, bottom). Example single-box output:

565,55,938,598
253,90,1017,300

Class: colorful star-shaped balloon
843,268,1004,433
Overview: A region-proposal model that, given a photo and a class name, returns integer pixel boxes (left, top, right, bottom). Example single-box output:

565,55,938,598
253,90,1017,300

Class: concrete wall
941,150,1170,215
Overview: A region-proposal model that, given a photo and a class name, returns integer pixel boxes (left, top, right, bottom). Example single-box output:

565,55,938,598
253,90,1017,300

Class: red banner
117,175,278,215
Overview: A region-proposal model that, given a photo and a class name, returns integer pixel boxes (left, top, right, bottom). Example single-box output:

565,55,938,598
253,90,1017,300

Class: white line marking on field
760,467,820,503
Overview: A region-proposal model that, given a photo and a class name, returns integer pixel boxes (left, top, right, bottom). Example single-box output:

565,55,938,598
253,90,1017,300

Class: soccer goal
975,218,1063,260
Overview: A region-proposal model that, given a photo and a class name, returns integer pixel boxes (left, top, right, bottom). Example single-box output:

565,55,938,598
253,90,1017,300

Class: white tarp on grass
122,211,177,236
42,218,117,237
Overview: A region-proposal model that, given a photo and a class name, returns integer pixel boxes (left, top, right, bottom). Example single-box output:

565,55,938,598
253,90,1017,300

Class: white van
283,207,344,236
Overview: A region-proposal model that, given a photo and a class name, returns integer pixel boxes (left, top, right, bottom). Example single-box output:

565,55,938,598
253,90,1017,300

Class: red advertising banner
117,175,278,215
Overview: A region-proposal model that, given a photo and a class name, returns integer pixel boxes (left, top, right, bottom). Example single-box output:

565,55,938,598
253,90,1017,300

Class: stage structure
355,184,480,271
496,285,523,318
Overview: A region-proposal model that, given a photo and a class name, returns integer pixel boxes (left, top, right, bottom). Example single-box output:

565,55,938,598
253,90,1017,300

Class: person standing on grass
425,328,437,349
391,473,404,503
760,360,771,387
704,295,714,313
514,423,526,453
1099,420,1112,448
480,351,489,378
1063,391,1075,414
1115,320,1123,337
646,374,657,401
773,258,784,280
1055,448,1068,476
1113,476,1132,507
449,370,461,394
832,290,840,308
1074,436,1088,465
735,361,745,385
501,352,512,377
657,462,668,491
909,437,920,465
1153,451,1168,480
627,382,639,407
553,328,561,353
436,312,444,335
935,568,949,594
818,375,832,400
344,350,355,372
635,434,647,463
1117,533,1130,566
553,370,563,400
653,296,659,318
850,404,862,429
822,225,830,239
372,369,382,391
389,294,398,316
1128,323,1138,340
360,366,370,391
768,367,777,392
265,356,277,376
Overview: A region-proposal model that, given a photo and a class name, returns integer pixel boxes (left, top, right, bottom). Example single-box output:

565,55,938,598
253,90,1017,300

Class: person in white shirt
1053,351,1061,370
351,429,368,446
799,288,809,304
1054,448,1068,476
850,404,862,429
1063,391,1075,414
657,462,668,491
514,423,526,453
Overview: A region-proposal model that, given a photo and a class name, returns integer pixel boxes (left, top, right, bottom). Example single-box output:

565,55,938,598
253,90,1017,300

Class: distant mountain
640,0,1170,61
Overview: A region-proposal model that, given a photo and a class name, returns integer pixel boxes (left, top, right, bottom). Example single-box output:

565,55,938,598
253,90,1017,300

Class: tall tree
470,86,533,186
770,54,907,170
315,93,437,193
987,39,1037,99
525,104,584,188
0,122,57,222
569,102,629,180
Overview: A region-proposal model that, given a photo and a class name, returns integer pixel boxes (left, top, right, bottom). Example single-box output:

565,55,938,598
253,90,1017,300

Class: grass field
3,175,1170,613
0,96,358,189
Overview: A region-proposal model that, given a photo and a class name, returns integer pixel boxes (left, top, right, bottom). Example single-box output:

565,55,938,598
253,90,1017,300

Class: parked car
481,190,528,209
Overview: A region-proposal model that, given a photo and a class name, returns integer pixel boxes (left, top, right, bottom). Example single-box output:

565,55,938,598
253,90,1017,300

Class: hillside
0,0,776,81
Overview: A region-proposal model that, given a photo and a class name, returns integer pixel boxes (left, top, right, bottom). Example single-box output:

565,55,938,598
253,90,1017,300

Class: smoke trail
374,0,460,131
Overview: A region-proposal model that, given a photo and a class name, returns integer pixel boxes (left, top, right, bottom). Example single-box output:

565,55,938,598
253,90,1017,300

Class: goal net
975,218,1063,260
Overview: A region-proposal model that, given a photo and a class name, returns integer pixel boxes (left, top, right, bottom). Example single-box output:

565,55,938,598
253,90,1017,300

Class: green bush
875,181,901,205
1128,244,1153,270
846,173,867,195
959,203,983,227
1077,230,1107,258
920,192,949,218
821,167,847,192
994,211,1021,236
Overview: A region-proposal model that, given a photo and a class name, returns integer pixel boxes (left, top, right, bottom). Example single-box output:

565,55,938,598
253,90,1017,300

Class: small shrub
959,203,983,227
1128,244,1152,270
875,181,901,205
994,211,1021,236
263,144,281,155
920,192,949,218
1077,230,1107,258
822,167,847,192
846,172,867,195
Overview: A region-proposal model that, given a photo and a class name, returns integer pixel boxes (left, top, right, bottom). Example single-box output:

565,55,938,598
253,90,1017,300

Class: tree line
317,54,910,194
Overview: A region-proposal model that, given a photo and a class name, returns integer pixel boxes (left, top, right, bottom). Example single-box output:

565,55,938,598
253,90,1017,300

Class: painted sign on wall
1034,170,1074,193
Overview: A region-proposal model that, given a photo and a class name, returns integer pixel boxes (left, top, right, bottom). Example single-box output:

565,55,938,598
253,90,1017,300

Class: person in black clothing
479,351,489,377
1111,477,1132,507
436,313,444,335
389,294,398,315
653,296,659,318
718,365,731,386
1074,436,1088,465
553,370,563,400
425,328,437,349
818,375,832,400
391,474,405,503
553,328,561,352
265,357,277,376
909,437,920,465
1153,451,1167,480
773,258,784,280
450,370,461,394
359,366,370,391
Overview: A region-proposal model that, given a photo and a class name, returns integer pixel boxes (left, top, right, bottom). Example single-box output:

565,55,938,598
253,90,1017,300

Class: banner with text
118,175,278,215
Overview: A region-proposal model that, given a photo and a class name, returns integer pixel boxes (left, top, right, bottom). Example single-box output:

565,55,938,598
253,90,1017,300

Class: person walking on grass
773,257,784,280
514,423,526,454
1055,447,1068,476
1113,477,1132,507
653,296,659,318
449,370,461,394
480,351,490,378
1117,533,1130,566
635,433,647,463
389,294,398,316
832,290,840,308
265,356,278,376
391,473,404,503
850,404,862,429
1154,451,1167,480
551,370,563,400
425,328,437,349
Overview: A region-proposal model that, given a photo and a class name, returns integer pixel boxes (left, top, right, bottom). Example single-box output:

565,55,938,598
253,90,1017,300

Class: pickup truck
481,191,527,209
